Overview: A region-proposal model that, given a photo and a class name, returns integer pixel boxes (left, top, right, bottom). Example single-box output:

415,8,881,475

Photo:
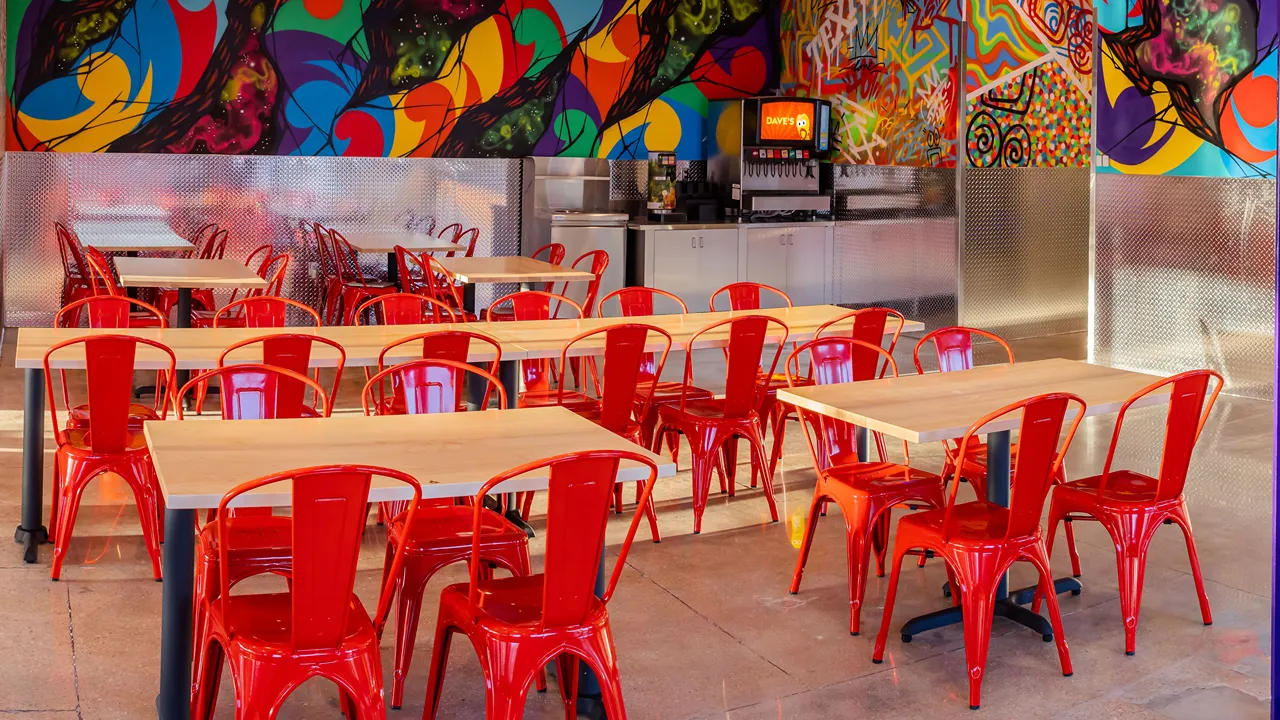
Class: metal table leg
15,369,48,563
156,508,195,720
572,549,609,719
387,252,399,287
175,288,192,391
898,430,1082,641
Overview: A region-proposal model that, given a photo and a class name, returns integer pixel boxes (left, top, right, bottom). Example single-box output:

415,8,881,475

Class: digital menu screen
759,100,816,142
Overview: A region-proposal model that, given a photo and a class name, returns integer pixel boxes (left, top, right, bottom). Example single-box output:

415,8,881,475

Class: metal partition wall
1,152,523,327
1092,173,1277,401
961,167,1092,339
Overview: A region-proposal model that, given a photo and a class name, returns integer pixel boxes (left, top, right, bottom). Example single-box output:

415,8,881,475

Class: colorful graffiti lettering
966,0,1093,167
1097,0,1278,178
6,1,778,158
781,0,962,167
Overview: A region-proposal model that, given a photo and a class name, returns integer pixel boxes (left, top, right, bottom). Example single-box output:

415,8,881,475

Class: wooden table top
114,258,269,289
144,406,677,509
482,305,926,358
437,256,595,284
342,231,464,254
74,220,194,253
16,323,510,370
777,358,1169,444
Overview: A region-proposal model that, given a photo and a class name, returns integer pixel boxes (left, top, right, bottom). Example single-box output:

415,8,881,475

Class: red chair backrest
193,225,226,260
355,293,457,325
43,335,176,453
83,247,122,296
469,451,659,629
219,334,346,412
363,358,507,416
562,250,609,318
56,296,167,329
56,223,90,280
787,337,904,468
1097,369,1222,502
710,282,792,312
177,364,331,420
422,254,467,310
914,326,1013,375
557,324,671,434
439,223,480,257
816,307,906,381
946,393,1085,541
216,465,421,646
598,287,688,380
329,229,379,287
530,243,566,293
314,223,337,279
377,329,502,372
488,291,583,395
679,315,788,419
394,246,428,294
214,296,320,328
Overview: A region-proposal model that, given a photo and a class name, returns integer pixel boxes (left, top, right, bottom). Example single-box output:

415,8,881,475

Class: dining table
435,255,596,314
340,231,464,284
777,357,1170,641
74,219,194,254
145,405,677,720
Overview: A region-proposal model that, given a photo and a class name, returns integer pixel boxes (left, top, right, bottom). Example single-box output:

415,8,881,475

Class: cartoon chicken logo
795,112,812,141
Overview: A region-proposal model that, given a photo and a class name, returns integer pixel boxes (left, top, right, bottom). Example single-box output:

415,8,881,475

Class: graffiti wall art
965,0,1094,167
780,0,963,167
1096,0,1278,178
6,0,779,158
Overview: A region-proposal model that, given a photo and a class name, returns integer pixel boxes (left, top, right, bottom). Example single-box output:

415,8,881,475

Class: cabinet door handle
691,236,696,249
789,233,795,246
699,236,705,248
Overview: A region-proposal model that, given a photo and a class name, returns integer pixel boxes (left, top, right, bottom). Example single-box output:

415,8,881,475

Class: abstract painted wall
780,0,963,167
965,0,1094,167
6,0,778,158
1096,0,1278,178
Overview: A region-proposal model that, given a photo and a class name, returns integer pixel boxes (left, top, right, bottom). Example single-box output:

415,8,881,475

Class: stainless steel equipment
548,211,628,313
707,97,833,221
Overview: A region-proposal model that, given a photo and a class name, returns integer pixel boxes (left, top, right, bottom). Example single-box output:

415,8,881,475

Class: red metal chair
355,292,458,326
192,296,320,329
54,296,170,431
156,225,226,318
438,222,480,257
191,464,422,720
785,337,945,635
420,254,476,320
486,290,588,409
555,250,610,390
485,243,566,322
370,330,503,415
361,360,533,708
82,246,127,298
873,392,1085,710
314,222,345,324
1039,369,1221,656
215,334,345,417
914,326,1029,501
651,315,788,533
394,245,432,296
709,282,803,488
55,223,94,309
598,287,715,461
329,229,397,325
44,335,176,580
423,449,660,719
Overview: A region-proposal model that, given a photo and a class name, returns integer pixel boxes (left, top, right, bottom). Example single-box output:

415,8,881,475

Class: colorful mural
780,0,963,167
965,0,1094,167
1096,0,1278,178
6,0,778,158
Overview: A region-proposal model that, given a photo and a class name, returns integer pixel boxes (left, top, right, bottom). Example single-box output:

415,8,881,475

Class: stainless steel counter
629,220,835,232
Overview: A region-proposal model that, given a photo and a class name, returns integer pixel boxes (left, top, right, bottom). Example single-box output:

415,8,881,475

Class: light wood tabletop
437,256,595,284
486,305,926,358
144,406,677,509
15,323,511,370
342,231,464,254
74,220,194,253
777,358,1169,444
113,258,269,289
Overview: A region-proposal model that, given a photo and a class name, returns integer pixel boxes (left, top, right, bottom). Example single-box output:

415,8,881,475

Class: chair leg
871,509,891,578
1034,507,1067,614
742,422,779,522
1106,511,1161,656
790,489,825,595
1063,518,1083,577
687,428,719,535
871,544,911,663
554,653,579,719
1025,544,1073,677
191,636,224,720
638,481,661,544
720,435,739,493
50,460,94,581
423,621,456,720
843,500,878,635
390,555,435,709
1168,504,1213,627
957,574,997,710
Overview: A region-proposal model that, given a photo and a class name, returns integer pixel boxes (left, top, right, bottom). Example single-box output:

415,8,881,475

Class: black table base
900,577,1083,642
16,369,47,563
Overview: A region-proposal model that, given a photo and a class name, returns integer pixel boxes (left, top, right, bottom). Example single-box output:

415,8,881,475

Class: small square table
73,220,194,254
113,257,267,329
146,406,677,720
436,255,595,312
341,231,465,284
778,358,1169,641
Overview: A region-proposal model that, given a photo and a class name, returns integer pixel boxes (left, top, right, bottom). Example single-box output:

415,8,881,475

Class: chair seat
345,281,397,291
67,403,157,429
441,574,604,629
900,501,1016,545
200,515,292,556
128,312,165,329
1056,470,1168,505
571,406,644,444
637,381,714,405
658,397,753,423
389,505,526,551
212,592,374,649
824,462,943,494
519,390,600,412
58,427,149,452
758,372,808,392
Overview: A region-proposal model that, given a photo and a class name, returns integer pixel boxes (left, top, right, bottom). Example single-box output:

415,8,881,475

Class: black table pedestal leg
15,369,47,563
572,549,608,719
175,289,192,397
387,252,399,287
156,508,195,720
495,358,534,537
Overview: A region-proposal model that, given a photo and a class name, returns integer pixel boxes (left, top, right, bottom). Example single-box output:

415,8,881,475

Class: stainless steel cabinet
650,229,739,312
743,225,832,307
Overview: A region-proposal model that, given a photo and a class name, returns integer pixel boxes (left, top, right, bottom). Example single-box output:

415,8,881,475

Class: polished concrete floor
0,331,1271,719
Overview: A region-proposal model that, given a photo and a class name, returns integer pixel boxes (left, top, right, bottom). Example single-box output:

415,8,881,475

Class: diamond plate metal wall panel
961,167,1091,339
1092,173,1275,401
2,152,523,326
609,160,647,201
831,166,958,333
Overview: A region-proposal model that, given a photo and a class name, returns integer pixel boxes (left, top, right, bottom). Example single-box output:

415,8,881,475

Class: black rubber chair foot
970,705,980,711
693,530,700,535
390,706,401,710
871,658,883,665
1125,650,1135,656
51,577,59,582
1204,621,1213,626
537,688,548,694
1063,672,1073,677
1073,573,1082,578
155,578,163,583
850,631,859,636
651,539,661,544
1042,634,1053,642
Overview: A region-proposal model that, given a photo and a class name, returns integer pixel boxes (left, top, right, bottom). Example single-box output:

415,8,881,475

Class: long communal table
777,358,1170,641
146,405,675,720
12,304,924,564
